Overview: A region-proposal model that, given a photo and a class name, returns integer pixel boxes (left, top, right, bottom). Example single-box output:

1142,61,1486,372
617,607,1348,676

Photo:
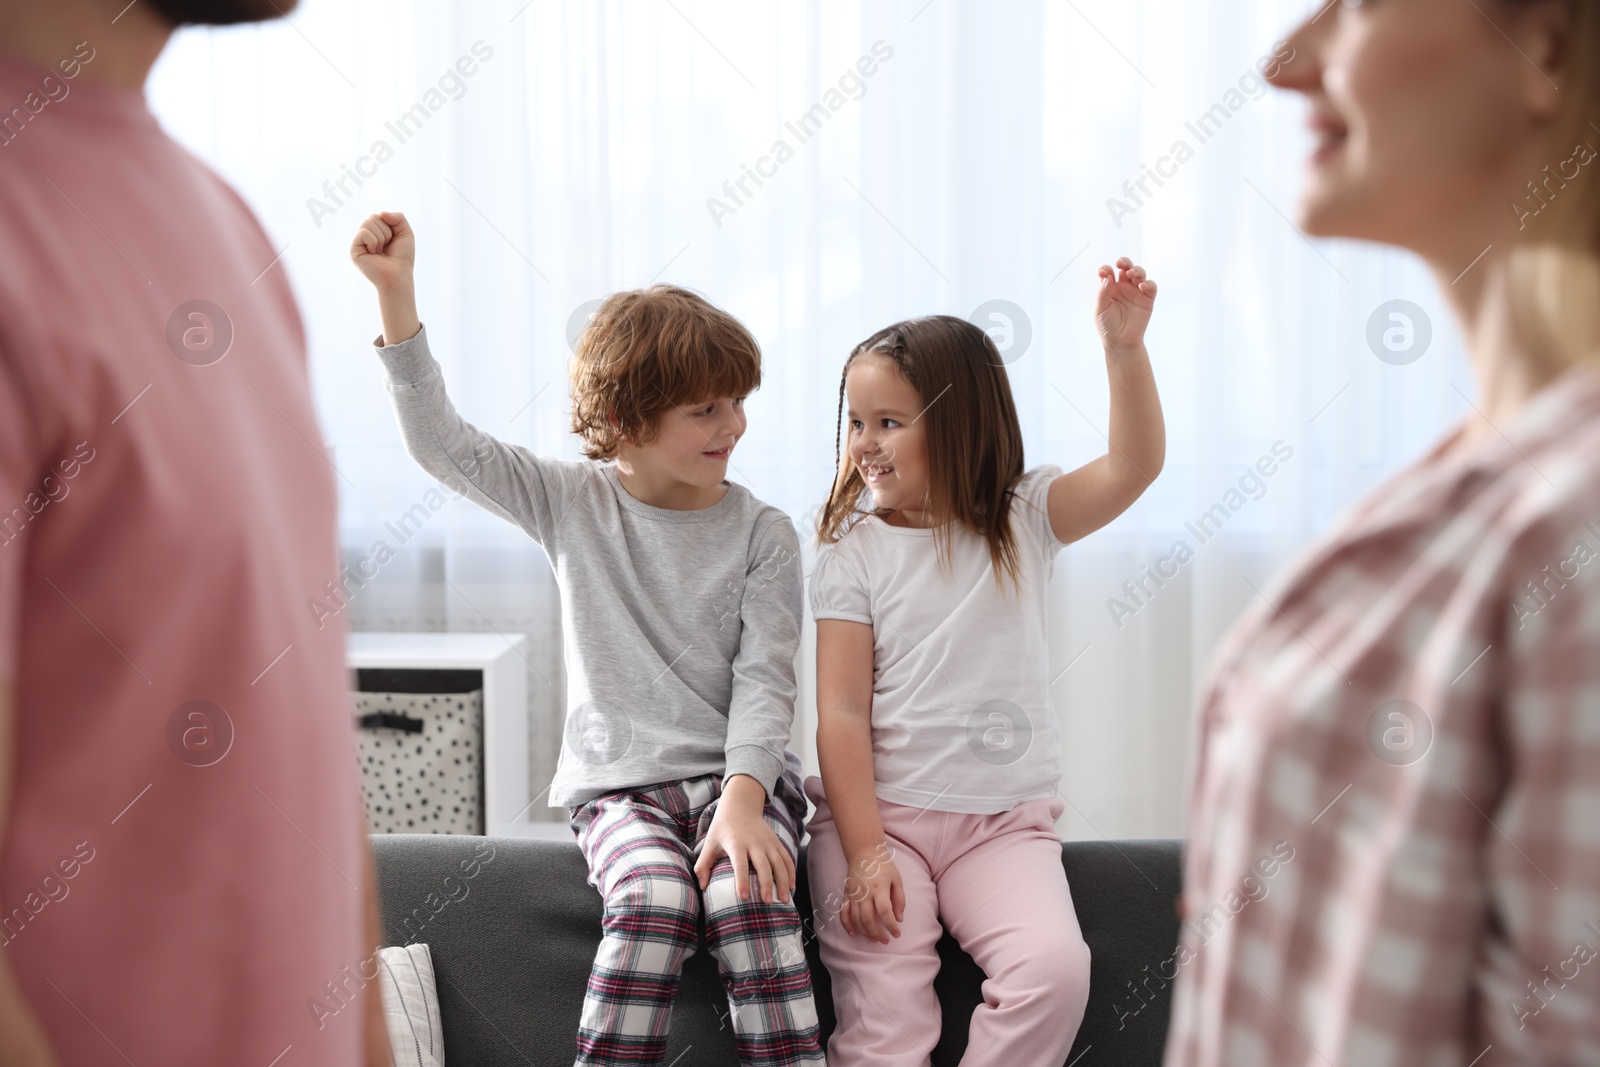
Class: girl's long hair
816,315,1029,592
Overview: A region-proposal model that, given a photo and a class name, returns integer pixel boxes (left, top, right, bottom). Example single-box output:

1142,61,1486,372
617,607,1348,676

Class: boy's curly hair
568,285,762,461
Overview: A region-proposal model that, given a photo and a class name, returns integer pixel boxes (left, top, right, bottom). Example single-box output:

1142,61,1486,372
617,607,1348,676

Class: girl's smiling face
844,352,931,526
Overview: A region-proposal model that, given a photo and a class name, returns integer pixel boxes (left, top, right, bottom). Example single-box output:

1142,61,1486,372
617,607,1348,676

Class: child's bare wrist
375,270,414,293
846,839,893,871
380,319,422,347
376,286,416,315
717,773,768,815
1104,340,1150,363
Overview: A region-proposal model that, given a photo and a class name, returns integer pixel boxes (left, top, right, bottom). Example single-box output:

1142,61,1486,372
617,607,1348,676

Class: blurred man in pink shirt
0,1,389,1064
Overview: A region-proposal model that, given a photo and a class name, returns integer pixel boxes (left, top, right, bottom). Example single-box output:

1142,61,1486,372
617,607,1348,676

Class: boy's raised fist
350,211,415,291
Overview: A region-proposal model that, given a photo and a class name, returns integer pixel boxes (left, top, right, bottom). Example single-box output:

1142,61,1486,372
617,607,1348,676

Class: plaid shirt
1165,365,1600,1067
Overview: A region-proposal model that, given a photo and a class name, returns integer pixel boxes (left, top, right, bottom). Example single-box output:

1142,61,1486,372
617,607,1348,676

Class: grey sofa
372,834,1183,1065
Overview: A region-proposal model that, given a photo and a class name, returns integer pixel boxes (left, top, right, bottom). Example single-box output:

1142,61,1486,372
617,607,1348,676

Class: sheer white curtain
148,0,1474,836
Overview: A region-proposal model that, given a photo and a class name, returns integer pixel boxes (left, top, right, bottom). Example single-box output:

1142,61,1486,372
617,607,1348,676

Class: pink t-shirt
0,50,367,1064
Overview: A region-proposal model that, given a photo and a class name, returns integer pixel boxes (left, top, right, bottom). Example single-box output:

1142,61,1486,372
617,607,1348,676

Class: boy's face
625,394,747,489
845,353,929,518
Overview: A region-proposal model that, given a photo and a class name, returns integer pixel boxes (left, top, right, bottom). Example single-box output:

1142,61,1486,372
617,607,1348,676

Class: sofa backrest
372,834,1183,1066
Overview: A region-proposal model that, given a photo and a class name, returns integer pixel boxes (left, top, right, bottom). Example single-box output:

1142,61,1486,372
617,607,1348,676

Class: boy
350,211,824,1067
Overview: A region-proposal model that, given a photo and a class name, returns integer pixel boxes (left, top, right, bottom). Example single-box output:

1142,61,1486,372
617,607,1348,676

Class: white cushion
377,943,444,1067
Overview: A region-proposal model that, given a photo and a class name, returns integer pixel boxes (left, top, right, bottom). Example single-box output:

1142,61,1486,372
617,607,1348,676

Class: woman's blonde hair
1506,0,1600,366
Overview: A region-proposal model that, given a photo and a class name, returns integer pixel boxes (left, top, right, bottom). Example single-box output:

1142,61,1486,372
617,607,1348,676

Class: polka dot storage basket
354,680,484,835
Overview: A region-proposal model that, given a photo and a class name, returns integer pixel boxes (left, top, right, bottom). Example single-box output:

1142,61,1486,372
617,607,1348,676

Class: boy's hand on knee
695,780,796,905
840,848,904,945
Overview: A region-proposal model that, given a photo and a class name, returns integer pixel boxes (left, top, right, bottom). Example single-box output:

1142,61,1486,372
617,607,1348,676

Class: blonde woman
1167,1,1600,1065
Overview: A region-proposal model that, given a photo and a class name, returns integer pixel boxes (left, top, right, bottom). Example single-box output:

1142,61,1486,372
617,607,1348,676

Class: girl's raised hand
1094,256,1158,354
350,211,416,292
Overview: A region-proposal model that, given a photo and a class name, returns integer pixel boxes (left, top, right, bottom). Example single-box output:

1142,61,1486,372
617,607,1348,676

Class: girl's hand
841,846,904,944
350,211,416,293
694,783,796,906
1094,256,1158,355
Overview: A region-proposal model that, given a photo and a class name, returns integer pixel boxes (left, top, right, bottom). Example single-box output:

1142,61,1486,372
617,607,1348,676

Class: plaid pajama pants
566,769,825,1067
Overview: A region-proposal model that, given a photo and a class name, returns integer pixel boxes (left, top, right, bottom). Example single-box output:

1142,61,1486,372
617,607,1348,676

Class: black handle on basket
358,710,425,734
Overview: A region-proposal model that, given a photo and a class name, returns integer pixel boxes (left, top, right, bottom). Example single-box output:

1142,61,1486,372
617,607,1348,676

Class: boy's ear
607,411,633,447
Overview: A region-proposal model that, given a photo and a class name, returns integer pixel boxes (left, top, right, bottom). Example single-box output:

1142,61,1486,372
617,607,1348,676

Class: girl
805,258,1163,1066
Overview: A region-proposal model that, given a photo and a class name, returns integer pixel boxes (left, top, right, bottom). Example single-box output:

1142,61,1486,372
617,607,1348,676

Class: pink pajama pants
803,776,1091,1067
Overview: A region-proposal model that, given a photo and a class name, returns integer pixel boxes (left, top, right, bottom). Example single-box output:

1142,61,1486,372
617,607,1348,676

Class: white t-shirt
809,465,1067,814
